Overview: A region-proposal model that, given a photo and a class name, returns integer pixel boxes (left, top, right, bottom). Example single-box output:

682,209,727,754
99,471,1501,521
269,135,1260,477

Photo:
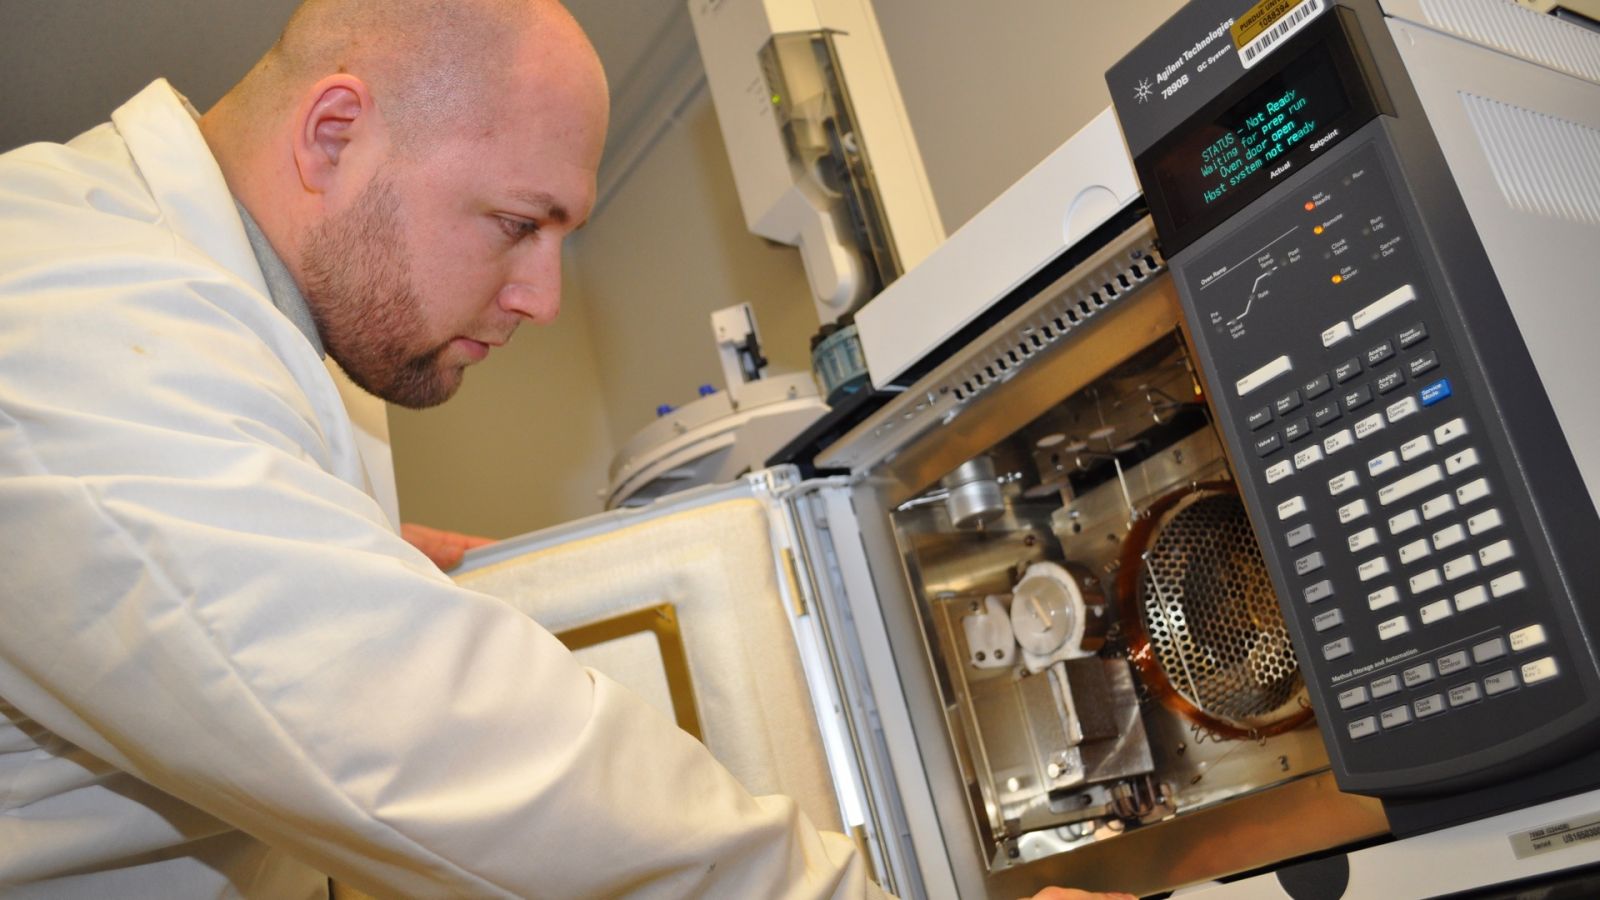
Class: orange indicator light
1314,225,1324,235
1332,274,1344,284
1304,201,1316,211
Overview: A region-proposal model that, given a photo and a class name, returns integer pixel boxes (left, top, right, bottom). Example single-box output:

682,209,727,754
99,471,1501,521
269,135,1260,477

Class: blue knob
698,384,717,397
655,404,674,417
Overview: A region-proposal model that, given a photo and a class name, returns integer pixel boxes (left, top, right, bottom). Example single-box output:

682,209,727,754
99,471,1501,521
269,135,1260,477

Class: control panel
1179,132,1586,793
1110,0,1600,800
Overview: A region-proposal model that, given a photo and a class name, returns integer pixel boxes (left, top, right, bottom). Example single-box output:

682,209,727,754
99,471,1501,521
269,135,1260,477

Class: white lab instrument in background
688,0,944,326
605,304,826,509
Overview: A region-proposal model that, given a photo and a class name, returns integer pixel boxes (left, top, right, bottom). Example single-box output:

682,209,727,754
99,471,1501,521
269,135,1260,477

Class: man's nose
497,281,560,325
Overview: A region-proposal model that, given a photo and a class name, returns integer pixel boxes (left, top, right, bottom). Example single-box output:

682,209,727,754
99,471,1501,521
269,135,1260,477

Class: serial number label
1510,811,1600,859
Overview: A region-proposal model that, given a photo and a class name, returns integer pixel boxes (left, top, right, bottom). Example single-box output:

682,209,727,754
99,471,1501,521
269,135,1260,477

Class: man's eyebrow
508,190,570,226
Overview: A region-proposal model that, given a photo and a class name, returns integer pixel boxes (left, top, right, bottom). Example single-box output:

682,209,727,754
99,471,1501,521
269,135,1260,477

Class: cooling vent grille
1418,0,1600,84
947,243,1166,405
1461,91,1600,226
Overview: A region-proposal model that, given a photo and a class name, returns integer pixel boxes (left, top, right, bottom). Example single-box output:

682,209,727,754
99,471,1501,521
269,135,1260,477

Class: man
0,1,1130,897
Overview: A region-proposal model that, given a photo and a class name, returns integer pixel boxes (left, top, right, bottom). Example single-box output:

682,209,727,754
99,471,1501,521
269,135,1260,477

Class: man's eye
498,217,540,240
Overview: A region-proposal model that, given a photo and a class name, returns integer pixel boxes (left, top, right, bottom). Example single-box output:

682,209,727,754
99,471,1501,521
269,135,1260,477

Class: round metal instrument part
1118,483,1311,738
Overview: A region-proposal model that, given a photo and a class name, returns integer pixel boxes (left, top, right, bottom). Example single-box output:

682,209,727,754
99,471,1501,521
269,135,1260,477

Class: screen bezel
1134,8,1388,257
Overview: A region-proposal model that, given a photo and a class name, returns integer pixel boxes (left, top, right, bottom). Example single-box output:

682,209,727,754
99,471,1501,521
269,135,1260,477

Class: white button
1400,435,1433,461
1354,413,1387,440
1368,586,1401,610
1443,554,1478,581
1399,538,1431,564
1338,686,1369,709
1456,478,1491,505
1479,539,1514,567
1386,396,1420,424
1329,470,1361,495
1434,417,1469,445
1410,568,1443,593
1510,624,1548,652
1324,429,1356,455
1294,444,1324,469
1379,464,1444,506
1467,508,1503,536
1265,460,1294,484
1445,447,1480,476
1238,355,1294,396
1353,284,1417,330
1420,599,1454,624
1338,498,1371,524
1368,451,1400,477
1521,656,1559,685
1490,570,1527,598
1348,527,1380,553
1432,524,1466,550
1359,556,1391,581
1322,321,1354,348
1278,496,1309,520
1421,494,1456,520
1455,585,1489,611
1378,616,1411,640
1388,509,1422,534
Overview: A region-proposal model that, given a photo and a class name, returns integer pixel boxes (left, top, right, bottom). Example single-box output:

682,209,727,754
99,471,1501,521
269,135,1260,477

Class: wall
568,85,822,452
872,0,1187,232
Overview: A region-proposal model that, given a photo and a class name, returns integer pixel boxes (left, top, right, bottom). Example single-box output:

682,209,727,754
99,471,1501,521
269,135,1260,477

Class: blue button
1420,378,1452,406
655,404,675,417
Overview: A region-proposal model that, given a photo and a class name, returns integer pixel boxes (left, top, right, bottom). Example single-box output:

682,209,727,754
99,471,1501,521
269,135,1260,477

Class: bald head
200,0,609,407
224,0,599,152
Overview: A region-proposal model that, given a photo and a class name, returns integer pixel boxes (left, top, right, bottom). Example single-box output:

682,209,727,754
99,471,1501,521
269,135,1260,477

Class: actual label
1510,811,1600,860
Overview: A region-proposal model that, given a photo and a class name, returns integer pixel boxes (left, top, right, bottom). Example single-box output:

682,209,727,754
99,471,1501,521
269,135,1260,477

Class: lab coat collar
110,80,271,303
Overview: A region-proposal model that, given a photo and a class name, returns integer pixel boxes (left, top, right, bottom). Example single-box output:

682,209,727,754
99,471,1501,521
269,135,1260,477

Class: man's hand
1024,883,1139,890
400,523,496,570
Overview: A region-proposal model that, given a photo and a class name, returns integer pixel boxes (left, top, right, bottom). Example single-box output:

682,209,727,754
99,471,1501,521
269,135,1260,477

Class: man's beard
301,176,463,409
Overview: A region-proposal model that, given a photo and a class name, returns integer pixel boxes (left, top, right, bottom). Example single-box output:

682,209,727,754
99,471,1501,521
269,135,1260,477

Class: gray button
1313,608,1345,632
1376,368,1406,394
1334,358,1363,383
1473,637,1508,664
1323,636,1354,660
1348,716,1379,739
1255,431,1284,457
1414,694,1447,718
1276,390,1303,415
1437,651,1470,676
1286,524,1316,547
1371,674,1401,698
1403,662,1436,687
1303,373,1333,399
1449,683,1483,706
1381,705,1412,728
1247,406,1273,430
1398,322,1428,349
1312,399,1343,427
1484,669,1519,695
1296,552,1326,576
1343,384,1374,412
1338,685,1369,709
1304,579,1335,604
1366,340,1396,367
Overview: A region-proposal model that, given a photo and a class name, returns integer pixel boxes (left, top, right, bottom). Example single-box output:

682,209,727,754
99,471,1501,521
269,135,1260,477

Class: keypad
1232,278,1566,765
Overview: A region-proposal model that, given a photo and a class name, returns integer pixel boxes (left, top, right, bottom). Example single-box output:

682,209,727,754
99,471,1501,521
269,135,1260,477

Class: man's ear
292,74,381,196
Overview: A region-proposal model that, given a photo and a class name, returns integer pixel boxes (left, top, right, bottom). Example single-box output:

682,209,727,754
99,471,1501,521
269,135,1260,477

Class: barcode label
1238,0,1325,69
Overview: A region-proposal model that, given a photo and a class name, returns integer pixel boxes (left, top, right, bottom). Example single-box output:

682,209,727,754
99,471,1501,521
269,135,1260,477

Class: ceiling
0,0,702,175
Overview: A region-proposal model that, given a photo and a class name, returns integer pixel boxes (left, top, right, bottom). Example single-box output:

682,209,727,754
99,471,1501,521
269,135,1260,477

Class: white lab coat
0,81,883,899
